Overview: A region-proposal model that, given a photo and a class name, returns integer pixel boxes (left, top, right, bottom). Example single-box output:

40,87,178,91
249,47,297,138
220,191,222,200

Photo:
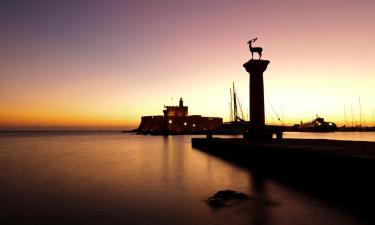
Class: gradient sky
1,0,375,129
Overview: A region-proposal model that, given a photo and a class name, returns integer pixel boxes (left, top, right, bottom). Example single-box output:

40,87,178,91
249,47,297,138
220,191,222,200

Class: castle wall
138,115,222,133
164,106,188,117
137,98,222,133
138,116,165,131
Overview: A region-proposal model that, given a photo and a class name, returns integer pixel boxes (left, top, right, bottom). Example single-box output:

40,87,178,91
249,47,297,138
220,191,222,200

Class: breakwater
192,137,375,222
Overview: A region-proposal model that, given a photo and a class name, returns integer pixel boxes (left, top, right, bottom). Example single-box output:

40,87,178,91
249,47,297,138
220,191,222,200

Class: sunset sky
1,0,375,129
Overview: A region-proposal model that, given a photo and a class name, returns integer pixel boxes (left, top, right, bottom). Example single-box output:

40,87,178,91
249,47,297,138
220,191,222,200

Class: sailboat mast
281,104,284,126
351,104,354,127
344,105,347,127
233,82,238,121
236,92,245,120
229,88,233,122
229,102,232,123
359,98,362,127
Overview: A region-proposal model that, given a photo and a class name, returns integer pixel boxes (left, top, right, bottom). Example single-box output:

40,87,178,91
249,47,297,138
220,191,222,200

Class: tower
243,59,270,139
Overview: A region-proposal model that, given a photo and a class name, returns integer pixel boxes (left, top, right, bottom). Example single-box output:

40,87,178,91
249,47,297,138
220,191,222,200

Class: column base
243,130,273,140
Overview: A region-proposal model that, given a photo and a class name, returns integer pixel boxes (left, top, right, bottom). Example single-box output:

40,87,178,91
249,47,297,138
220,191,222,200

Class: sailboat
220,83,249,133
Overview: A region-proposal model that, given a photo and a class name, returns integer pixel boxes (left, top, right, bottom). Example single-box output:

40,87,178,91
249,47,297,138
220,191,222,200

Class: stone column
243,59,270,139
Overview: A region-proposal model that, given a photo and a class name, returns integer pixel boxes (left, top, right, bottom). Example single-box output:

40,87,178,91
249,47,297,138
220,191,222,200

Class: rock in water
207,190,248,207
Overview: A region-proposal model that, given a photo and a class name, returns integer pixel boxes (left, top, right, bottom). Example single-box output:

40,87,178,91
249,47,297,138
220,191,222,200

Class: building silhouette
137,98,222,134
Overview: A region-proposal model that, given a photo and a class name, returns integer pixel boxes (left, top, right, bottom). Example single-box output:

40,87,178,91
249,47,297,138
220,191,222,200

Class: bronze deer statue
248,38,262,59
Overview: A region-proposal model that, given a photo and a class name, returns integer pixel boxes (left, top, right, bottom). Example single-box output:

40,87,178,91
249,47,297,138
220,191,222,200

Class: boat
292,115,337,132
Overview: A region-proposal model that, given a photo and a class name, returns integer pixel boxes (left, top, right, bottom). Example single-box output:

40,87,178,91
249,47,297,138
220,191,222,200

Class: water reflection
0,133,368,225
248,172,269,225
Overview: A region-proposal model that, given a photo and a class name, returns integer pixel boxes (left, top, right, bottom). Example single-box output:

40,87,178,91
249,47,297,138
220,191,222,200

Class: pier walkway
192,137,375,221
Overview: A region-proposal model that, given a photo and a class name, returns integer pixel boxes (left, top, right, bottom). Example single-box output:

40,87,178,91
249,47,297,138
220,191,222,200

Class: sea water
0,131,373,225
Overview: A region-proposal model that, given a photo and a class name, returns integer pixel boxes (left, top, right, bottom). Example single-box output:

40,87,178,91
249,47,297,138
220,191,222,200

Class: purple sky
1,0,375,128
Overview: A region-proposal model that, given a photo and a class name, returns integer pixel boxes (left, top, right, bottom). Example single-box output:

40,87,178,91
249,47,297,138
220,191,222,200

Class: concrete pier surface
192,138,375,159
191,137,375,176
191,137,375,178
192,137,375,222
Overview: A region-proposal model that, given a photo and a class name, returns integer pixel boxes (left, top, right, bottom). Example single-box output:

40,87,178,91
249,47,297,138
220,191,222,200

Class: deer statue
247,38,262,59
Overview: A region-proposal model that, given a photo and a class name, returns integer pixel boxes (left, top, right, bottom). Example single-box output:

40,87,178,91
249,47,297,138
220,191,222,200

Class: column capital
243,59,270,74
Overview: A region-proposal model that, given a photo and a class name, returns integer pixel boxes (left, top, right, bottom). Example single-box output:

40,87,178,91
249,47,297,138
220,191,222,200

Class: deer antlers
247,37,258,44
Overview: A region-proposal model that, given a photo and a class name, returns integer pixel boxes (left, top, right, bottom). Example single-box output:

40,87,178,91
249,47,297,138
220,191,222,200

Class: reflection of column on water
248,171,269,225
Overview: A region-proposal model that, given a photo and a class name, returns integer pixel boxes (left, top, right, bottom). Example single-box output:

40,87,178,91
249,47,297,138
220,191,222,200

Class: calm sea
0,132,373,225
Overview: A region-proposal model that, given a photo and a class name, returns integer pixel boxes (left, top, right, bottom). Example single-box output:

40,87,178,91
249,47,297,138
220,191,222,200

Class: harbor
2,1,375,225
190,39,375,222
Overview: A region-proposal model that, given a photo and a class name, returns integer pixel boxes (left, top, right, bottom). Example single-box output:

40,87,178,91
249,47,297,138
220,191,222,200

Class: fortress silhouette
137,98,222,134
